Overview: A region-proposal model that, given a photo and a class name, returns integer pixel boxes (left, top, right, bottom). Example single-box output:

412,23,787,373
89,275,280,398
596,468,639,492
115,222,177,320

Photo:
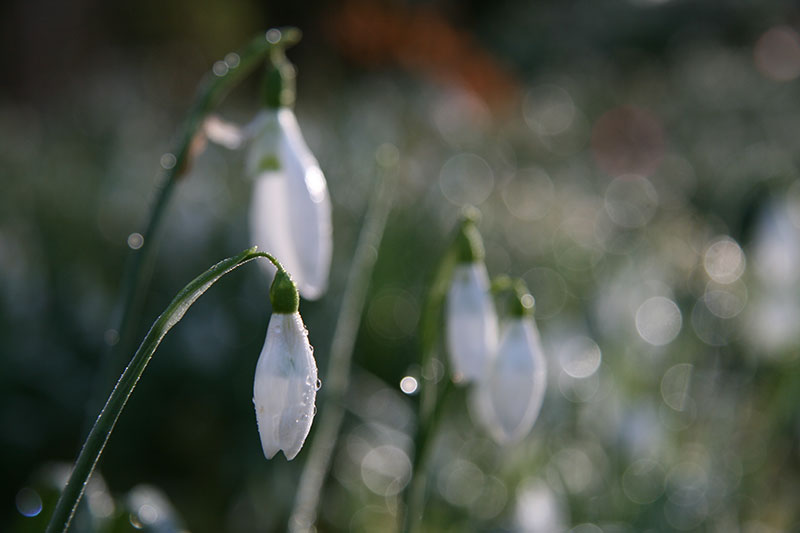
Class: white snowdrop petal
250,173,294,283
467,380,503,443
247,108,332,300
446,263,498,383
203,115,247,150
277,109,332,299
253,313,318,460
246,111,280,177
484,318,547,444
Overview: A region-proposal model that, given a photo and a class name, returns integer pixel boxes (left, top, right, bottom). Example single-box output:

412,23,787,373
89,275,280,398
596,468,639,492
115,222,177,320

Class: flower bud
253,311,319,460
248,108,333,300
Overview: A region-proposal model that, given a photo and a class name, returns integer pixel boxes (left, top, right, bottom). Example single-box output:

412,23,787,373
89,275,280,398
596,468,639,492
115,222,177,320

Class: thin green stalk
288,157,397,533
89,27,301,424
402,379,452,532
399,243,458,533
46,247,280,533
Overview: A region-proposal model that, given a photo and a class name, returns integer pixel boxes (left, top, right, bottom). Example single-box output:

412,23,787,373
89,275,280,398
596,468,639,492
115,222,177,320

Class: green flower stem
91,27,301,424
288,155,398,533
46,247,281,533
491,276,534,316
402,379,453,532
399,242,458,533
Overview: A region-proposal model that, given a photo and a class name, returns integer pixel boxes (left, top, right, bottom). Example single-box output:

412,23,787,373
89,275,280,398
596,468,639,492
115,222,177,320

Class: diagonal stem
46,248,280,533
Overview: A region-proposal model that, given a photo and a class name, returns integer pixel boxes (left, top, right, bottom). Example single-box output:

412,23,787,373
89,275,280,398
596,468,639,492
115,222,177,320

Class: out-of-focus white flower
253,311,319,460
514,479,567,533
446,262,498,383
247,108,332,300
477,315,547,444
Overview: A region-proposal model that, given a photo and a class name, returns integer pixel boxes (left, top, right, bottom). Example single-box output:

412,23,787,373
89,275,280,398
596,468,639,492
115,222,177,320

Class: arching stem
46,248,282,533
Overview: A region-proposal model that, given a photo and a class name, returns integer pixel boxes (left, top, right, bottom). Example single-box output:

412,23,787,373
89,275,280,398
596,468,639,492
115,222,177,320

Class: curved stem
288,158,397,533
89,27,301,427
46,247,278,533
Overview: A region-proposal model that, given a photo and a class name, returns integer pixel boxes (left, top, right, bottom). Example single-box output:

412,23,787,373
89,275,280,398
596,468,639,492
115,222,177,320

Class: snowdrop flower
247,55,332,300
475,288,546,445
253,268,320,460
446,217,498,383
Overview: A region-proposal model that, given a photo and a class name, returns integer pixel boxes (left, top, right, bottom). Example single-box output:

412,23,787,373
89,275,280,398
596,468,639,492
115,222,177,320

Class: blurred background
3,0,800,531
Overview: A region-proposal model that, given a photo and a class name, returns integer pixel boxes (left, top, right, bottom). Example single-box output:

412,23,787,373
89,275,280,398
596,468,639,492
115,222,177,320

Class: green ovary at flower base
253,268,320,460
247,47,333,301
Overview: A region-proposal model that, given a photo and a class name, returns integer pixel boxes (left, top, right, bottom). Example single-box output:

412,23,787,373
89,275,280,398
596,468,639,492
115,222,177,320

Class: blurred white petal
446,262,498,383
248,109,333,300
753,197,800,286
481,317,547,444
253,312,319,460
203,115,247,149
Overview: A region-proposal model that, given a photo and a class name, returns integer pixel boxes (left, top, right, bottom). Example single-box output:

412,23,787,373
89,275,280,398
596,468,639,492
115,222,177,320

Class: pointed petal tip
282,447,300,461
262,443,280,460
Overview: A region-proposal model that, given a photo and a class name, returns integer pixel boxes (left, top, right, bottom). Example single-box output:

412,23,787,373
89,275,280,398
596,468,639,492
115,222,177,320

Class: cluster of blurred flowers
445,215,547,445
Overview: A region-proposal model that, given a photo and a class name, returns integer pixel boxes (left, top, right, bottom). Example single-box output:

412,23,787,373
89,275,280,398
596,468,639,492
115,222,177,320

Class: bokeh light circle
502,167,554,221
523,84,576,136
604,175,659,228
558,336,602,378
703,237,745,284
754,26,800,81
592,106,664,178
622,459,665,504
439,153,494,206
15,487,42,517
635,296,682,346
360,445,411,496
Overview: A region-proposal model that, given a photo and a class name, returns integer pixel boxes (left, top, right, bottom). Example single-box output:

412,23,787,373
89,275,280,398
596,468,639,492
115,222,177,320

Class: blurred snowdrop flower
475,287,547,444
254,269,319,460
446,217,498,383
247,107,333,300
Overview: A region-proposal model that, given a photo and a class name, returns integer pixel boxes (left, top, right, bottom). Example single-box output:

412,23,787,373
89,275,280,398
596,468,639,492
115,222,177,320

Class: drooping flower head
247,47,332,301
475,285,546,445
253,268,319,460
445,214,498,384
